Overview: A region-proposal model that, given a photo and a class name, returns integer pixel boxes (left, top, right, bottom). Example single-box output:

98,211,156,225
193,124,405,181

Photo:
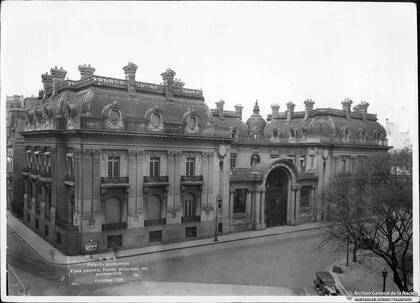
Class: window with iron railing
149,157,160,177
186,157,195,177
107,155,120,177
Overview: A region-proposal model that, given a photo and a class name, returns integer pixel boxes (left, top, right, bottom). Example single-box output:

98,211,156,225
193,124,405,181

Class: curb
329,258,351,297
8,218,328,266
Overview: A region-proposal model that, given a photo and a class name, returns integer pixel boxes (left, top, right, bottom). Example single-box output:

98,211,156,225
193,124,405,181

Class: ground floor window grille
233,189,247,213
107,234,122,249
149,230,162,243
185,226,197,238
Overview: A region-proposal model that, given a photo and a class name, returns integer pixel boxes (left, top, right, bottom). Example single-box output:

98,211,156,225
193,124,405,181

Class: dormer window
250,154,260,166
231,128,237,138
187,116,197,131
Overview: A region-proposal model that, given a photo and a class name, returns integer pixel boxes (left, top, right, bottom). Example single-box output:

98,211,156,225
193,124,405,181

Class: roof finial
253,99,260,115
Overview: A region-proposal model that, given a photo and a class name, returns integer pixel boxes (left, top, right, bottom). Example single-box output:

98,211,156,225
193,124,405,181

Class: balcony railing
102,222,127,231
181,215,201,223
64,174,75,183
180,175,204,182
55,218,79,232
144,176,169,183
144,218,166,226
101,176,129,184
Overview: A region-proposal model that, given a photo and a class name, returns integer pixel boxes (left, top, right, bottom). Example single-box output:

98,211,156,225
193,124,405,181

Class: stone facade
15,63,389,255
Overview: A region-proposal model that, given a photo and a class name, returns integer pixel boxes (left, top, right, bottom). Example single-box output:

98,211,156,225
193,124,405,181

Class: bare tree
321,148,413,291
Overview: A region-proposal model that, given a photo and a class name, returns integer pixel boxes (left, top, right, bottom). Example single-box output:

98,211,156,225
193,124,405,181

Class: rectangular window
66,155,74,176
230,154,237,169
341,159,347,173
186,157,195,176
301,186,312,207
149,230,162,243
149,157,160,177
233,189,247,213
310,155,315,170
185,226,197,238
107,155,120,177
299,157,305,172
56,232,62,245
27,214,30,223
35,219,39,229
44,225,49,237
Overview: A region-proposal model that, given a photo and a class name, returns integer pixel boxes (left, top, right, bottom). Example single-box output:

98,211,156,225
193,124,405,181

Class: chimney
341,98,353,119
234,104,243,119
41,72,53,99
50,66,67,96
216,100,225,111
161,68,176,98
356,101,369,120
304,99,315,120
286,101,295,121
123,62,138,94
271,103,280,116
78,64,96,79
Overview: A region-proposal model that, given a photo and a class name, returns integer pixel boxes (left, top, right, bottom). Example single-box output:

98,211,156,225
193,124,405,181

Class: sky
1,1,418,136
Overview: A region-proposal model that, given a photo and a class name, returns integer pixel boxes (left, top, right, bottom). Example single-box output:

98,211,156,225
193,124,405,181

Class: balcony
64,174,75,185
180,175,204,184
22,167,31,176
101,176,129,187
55,218,79,232
144,218,166,226
102,222,127,231
297,172,318,180
39,171,52,182
144,176,169,186
181,215,201,223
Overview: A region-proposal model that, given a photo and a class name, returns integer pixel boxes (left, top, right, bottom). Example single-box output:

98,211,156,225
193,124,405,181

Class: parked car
313,271,339,296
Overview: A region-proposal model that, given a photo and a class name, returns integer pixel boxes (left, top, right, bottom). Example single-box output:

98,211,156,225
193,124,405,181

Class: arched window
250,154,260,166
272,129,278,138
231,128,237,138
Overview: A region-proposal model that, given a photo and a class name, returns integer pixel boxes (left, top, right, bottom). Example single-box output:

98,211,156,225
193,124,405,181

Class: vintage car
313,271,339,296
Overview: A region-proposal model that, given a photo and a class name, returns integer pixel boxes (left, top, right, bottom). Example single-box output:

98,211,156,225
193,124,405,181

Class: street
7,227,341,296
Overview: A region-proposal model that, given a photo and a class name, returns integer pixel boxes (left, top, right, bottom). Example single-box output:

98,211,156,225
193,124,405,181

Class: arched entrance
104,197,122,223
265,167,289,227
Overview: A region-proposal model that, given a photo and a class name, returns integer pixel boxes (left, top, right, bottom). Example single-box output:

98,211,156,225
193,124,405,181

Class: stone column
287,185,296,225
254,189,261,229
294,184,301,225
137,151,144,213
229,188,235,227
246,190,252,226
260,188,266,229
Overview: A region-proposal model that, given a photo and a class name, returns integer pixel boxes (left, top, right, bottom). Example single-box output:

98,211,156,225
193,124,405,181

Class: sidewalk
7,211,327,266
83,281,299,296
333,256,401,294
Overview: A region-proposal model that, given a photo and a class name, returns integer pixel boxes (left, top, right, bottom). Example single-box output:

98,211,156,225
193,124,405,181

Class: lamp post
381,268,388,292
215,194,222,242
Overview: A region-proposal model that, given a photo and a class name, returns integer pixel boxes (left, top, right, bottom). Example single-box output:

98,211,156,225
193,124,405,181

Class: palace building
17,63,389,255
